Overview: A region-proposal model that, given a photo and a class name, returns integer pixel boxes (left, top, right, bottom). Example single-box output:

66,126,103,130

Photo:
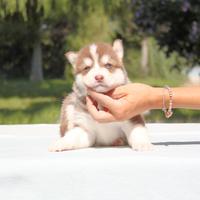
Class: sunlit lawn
0,78,199,124
0,79,72,124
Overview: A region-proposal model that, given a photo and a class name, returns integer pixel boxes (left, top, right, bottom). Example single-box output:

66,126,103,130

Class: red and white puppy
49,40,153,151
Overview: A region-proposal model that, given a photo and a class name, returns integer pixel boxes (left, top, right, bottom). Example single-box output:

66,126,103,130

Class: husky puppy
49,40,152,151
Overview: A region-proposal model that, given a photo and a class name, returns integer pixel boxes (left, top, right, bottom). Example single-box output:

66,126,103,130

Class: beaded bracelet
162,85,173,118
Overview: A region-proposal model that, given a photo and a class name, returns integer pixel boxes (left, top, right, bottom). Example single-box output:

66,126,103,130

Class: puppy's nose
95,75,104,81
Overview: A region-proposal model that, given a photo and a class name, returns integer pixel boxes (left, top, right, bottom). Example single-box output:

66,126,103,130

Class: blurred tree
0,0,121,80
0,0,70,80
27,0,72,81
106,0,150,76
66,0,118,50
133,0,200,65
0,0,31,78
0,0,185,81
26,0,44,82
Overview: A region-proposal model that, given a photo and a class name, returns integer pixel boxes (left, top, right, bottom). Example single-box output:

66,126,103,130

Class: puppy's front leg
122,120,153,151
49,127,95,152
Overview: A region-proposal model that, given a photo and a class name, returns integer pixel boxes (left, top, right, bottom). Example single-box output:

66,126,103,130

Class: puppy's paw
48,138,73,152
48,127,94,152
131,140,154,151
129,128,154,151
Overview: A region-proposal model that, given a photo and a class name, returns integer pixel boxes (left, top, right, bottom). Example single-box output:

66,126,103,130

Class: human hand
86,83,156,122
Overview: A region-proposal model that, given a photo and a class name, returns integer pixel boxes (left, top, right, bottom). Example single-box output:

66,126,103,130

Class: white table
0,124,200,200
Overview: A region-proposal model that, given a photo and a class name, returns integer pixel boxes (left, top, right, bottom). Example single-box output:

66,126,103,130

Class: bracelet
162,85,173,118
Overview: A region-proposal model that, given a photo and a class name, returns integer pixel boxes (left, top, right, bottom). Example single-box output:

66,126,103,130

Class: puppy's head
65,39,127,93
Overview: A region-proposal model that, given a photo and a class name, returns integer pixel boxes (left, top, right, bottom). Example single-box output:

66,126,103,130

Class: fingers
87,90,118,110
109,85,127,99
86,96,116,123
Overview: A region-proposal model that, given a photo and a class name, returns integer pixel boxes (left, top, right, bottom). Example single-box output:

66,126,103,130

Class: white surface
0,123,200,200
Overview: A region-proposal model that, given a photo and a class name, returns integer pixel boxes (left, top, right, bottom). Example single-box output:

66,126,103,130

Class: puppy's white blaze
89,44,99,64
101,54,110,64
83,57,93,66
66,105,74,129
89,44,97,56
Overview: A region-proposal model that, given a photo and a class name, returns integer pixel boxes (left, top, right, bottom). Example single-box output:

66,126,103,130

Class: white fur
66,105,74,129
113,39,123,61
101,54,110,64
83,57,93,66
65,52,78,67
51,127,95,151
89,44,98,63
72,109,125,146
75,74,87,96
68,107,125,146
121,122,150,150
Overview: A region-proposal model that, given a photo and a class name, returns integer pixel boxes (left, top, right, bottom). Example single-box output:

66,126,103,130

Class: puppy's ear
113,39,123,61
65,51,78,68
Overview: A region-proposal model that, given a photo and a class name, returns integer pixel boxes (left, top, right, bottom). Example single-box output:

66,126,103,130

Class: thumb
87,90,117,110
110,86,127,99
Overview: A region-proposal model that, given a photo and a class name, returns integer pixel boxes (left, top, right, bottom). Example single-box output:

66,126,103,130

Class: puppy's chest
72,107,126,145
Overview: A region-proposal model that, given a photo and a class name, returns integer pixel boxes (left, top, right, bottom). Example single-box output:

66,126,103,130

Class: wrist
148,87,163,110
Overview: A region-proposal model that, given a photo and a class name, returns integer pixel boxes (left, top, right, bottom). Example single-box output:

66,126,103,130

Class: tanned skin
86,83,200,122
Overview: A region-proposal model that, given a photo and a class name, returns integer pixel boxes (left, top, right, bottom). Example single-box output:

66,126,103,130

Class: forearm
150,86,200,110
173,87,200,109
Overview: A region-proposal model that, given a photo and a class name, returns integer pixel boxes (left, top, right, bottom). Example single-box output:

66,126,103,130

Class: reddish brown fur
60,94,76,137
112,137,127,146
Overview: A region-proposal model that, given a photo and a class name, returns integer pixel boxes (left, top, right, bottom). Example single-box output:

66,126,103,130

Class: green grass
0,79,72,124
0,79,72,97
0,78,199,124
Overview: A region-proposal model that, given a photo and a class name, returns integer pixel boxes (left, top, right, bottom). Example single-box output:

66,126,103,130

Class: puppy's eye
83,66,91,71
105,63,112,69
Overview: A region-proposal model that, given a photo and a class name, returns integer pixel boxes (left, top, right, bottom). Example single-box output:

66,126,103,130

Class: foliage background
0,0,199,124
